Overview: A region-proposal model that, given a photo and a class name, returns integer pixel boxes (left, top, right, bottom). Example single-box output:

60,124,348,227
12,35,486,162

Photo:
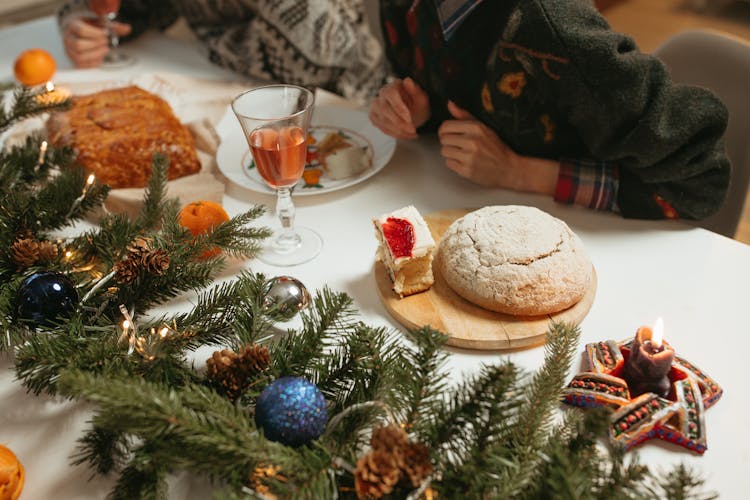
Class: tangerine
178,200,230,259
13,48,56,87
0,444,25,500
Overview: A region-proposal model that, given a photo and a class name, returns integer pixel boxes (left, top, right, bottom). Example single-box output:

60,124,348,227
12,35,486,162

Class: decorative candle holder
563,338,722,454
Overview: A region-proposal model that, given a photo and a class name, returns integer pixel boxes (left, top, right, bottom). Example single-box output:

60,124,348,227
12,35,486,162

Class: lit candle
621,317,675,397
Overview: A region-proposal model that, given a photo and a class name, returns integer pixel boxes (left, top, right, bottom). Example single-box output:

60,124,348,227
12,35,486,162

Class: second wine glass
89,0,134,68
232,85,321,266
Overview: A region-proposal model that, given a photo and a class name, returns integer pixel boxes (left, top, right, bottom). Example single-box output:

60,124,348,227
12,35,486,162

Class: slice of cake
373,205,435,297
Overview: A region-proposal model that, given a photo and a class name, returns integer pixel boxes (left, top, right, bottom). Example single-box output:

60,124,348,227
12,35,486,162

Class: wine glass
89,0,134,68
232,85,322,266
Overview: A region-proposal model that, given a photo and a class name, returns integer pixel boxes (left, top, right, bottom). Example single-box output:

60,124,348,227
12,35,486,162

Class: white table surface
2,15,750,500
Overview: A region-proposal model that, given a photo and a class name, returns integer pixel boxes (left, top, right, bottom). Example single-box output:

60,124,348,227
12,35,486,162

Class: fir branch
108,450,168,500
60,371,337,497
317,324,403,452
0,85,71,134
133,154,170,231
484,322,581,498
204,207,272,260
397,327,451,429
425,362,521,496
513,322,581,447
0,134,71,190
0,277,26,352
271,287,358,377
0,162,108,234
649,463,716,500
168,274,263,351
72,425,129,476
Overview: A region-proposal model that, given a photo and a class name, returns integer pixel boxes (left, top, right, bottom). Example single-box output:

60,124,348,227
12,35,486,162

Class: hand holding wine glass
87,0,134,67
232,85,321,266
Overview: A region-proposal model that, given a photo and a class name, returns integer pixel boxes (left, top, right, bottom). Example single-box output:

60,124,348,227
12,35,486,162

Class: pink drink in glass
90,0,120,17
249,126,307,188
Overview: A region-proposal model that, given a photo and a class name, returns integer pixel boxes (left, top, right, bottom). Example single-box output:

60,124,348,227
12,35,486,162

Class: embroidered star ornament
563,339,722,454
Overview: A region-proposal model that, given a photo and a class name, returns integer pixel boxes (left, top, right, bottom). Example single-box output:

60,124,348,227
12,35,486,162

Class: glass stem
105,13,118,49
274,187,301,253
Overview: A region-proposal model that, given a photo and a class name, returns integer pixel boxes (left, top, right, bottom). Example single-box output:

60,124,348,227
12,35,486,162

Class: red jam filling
382,217,415,258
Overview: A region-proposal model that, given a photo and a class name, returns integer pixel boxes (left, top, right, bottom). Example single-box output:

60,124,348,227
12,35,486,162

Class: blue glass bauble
255,376,328,447
16,271,79,327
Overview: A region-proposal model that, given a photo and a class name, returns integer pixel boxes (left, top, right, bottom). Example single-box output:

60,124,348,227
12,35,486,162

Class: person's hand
369,77,430,139
62,17,131,68
438,101,559,194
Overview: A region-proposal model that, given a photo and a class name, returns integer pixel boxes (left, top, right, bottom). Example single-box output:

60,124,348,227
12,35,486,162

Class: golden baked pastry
46,86,200,188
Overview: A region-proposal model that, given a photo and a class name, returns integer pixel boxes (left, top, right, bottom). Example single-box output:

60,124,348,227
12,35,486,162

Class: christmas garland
0,84,711,499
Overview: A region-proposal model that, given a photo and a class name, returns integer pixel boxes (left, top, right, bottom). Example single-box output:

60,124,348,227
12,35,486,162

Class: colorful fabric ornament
563,339,722,454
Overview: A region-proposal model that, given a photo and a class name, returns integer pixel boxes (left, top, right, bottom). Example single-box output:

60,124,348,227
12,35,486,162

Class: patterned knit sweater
380,0,731,220
58,0,387,103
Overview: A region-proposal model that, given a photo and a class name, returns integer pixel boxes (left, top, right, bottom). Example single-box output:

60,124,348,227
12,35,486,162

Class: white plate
216,104,396,195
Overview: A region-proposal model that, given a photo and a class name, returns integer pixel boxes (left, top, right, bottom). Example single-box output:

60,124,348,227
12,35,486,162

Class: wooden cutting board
375,209,597,351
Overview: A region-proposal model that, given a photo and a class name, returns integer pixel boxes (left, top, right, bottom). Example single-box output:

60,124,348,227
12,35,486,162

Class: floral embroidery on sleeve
498,72,526,98
481,83,494,113
653,194,679,219
540,114,555,143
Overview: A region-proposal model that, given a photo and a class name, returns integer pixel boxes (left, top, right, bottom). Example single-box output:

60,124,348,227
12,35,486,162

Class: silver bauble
262,276,311,321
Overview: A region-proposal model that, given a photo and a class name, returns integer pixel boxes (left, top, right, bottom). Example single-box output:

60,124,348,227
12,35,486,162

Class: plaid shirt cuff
554,159,619,212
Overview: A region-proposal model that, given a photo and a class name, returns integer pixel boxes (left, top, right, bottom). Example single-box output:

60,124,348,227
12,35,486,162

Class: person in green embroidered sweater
369,0,731,220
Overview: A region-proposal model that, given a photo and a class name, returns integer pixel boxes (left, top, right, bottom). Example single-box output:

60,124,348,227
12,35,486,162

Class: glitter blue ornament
16,271,79,327
255,376,328,447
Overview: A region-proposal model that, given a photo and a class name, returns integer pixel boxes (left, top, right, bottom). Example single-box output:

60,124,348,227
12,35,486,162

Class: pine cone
144,249,170,276
248,464,282,500
114,257,139,284
127,237,153,255
36,241,59,263
10,237,40,269
400,442,432,487
239,344,271,374
206,344,270,402
354,449,401,499
370,425,409,454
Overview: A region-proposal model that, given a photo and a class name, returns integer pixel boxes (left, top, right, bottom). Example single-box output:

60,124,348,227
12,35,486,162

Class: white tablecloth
2,15,750,499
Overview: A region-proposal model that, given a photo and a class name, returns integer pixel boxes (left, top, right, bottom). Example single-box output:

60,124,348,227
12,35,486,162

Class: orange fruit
0,444,25,500
178,200,230,259
13,48,56,87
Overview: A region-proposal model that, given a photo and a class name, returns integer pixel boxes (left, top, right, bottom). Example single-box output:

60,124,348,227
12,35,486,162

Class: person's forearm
510,155,559,195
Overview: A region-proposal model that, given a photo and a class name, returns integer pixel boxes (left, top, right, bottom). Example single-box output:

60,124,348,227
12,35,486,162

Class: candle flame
651,317,664,348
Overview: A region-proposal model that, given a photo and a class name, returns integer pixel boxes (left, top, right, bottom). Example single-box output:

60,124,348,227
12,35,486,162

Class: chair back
654,29,750,238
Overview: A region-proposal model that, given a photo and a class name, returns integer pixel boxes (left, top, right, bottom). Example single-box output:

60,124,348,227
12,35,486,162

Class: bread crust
46,86,200,188
437,206,591,316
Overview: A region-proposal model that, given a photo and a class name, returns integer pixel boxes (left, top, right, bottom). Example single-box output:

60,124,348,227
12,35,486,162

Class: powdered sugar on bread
437,205,591,316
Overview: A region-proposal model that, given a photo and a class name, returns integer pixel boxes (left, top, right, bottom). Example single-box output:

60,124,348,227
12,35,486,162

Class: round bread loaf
437,206,592,316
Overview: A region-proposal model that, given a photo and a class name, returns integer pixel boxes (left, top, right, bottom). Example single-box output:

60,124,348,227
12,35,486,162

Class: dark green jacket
381,0,730,220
